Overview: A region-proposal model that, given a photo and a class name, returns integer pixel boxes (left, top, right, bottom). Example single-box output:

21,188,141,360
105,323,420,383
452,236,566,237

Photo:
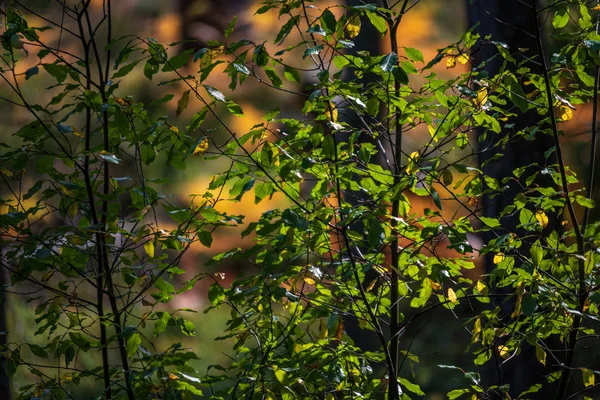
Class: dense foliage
0,0,599,399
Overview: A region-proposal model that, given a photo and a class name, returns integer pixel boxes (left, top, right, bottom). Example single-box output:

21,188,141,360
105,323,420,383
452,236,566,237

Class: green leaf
177,318,196,336
126,332,142,357
522,295,537,316
99,151,121,164
284,65,300,83
303,45,324,59
162,49,194,72
442,169,453,186
113,60,140,78
365,11,387,34
448,389,470,400
42,63,68,83
552,6,569,29
204,85,226,102
273,367,289,385
456,132,468,149
144,58,159,80
25,66,39,80
399,378,424,395
392,66,409,84
176,90,190,116
431,188,442,210
275,15,300,44
187,107,209,132
404,47,424,63
253,45,269,67
380,52,398,72
264,66,282,88
154,312,171,336
29,344,48,358
65,346,75,367
583,39,600,52
576,195,595,209
519,208,535,228
224,16,238,39
506,75,528,113
530,240,543,267
198,230,213,247
208,283,225,305
232,62,250,75
479,216,501,228
226,100,244,116
320,9,337,34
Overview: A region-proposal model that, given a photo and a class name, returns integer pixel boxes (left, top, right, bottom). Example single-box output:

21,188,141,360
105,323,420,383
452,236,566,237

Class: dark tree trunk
467,1,558,398
0,239,10,400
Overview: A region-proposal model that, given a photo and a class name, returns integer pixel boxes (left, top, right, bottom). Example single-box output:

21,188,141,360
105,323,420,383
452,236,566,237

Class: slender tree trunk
0,239,11,400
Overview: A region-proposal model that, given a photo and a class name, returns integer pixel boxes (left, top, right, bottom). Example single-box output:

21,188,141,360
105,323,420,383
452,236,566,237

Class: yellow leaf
365,279,377,292
535,210,549,228
325,101,338,122
497,345,509,358
446,57,456,69
193,138,209,156
593,4,600,11
473,87,488,108
168,372,180,380
457,54,470,64
582,368,595,388
535,345,546,366
430,279,442,292
471,317,482,343
468,196,479,207
169,125,180,135
303,277,315,285
559,106,573,121
114,97,131,107
73,130,85,138
319,318,328,338
61,373,73,383
476,280,487,294
511,281,525,318
493,253,505,265
207,45,225,59
405,151,420,174
144,240,155,258
447,288,457,303
345,14,361,39
42,270,55,283
584,297,590,312
0,168,13,177
67,202,78,218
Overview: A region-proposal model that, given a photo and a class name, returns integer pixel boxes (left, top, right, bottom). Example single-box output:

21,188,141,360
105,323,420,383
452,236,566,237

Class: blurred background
0,0,597,398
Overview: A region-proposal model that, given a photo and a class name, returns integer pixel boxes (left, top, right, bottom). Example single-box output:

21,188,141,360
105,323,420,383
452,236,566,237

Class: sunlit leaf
447,288,457,303
345,14,361,39
559,106,573,121
535,210,549,228
193,138,209,156
583,368,595,388
493,253,505,265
